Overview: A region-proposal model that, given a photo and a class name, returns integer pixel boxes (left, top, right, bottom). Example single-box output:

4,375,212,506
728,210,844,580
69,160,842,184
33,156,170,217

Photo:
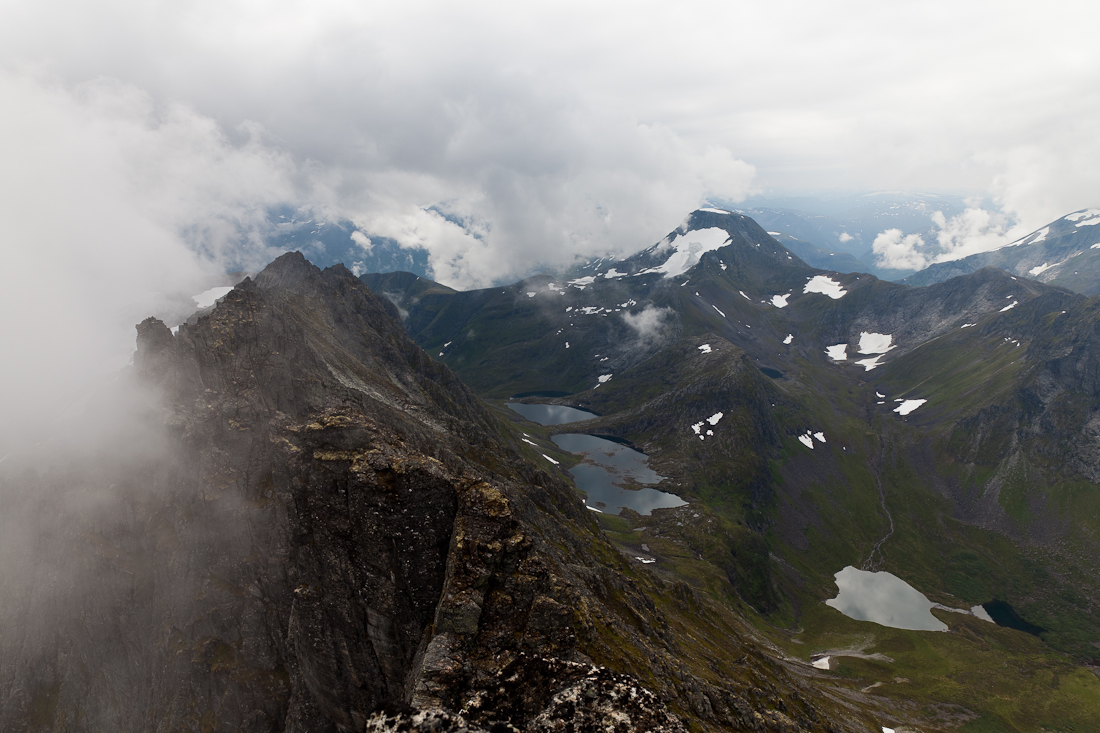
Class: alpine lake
507,402,686,516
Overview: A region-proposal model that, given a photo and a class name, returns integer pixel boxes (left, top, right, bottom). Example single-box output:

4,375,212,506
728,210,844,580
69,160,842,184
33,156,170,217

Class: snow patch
858,332,894,354
1066,209,1100,224
960,323,975,328
813,432,826,443
1028,262,1053,276
771,293,791,308
811,657,830,670
542,454,560,465
855,355,884,371
707,412,723,425
598,374,613,383
526,292,536,298
739,290,751,300
798,434,814,449
783,334,793,345
712,305,725,317
698,344,712,354
698,207,729,214
1000,301,1018,312
652,228,732,278
804,275,847,299
569,276,596,288
825,344,847,361
971,605,994,622
894,399,926,416
1008,226,1050,247
604,268,626,278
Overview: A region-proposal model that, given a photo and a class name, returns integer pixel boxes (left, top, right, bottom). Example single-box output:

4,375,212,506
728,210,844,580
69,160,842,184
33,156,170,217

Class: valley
369,209,1100,731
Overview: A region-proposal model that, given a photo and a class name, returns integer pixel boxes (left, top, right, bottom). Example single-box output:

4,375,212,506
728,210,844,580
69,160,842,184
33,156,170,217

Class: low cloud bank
0,72,296,455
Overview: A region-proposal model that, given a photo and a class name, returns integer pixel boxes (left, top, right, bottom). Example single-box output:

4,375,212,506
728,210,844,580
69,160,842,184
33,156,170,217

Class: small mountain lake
507,402,597,425
826,566,948,631
551,433,686,515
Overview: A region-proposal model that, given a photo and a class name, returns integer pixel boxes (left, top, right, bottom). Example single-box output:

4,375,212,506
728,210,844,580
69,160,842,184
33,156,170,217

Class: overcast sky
2,0,1099,443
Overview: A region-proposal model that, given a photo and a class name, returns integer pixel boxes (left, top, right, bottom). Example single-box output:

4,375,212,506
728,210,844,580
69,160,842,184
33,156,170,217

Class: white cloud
872,229,929,270
928,206,1015,261
622,305,673,343
350,230,373,253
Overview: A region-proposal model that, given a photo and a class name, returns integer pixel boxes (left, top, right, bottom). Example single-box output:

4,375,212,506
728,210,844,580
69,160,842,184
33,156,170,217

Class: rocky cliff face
0,253,885,732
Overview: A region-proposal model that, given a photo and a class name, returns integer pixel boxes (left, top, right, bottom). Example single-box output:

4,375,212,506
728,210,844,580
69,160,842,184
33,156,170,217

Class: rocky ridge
0,253,895,731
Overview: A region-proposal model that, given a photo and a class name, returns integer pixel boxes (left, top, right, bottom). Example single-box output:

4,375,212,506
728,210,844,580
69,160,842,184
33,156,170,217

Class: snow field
804,275,847,299
894,399,926,416
858,332,894,354
651,228,732,278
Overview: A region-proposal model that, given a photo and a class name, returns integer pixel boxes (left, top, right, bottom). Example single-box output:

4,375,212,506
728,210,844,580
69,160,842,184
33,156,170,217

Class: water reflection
826,566,947,631
551,433,685,515
507,402,597,425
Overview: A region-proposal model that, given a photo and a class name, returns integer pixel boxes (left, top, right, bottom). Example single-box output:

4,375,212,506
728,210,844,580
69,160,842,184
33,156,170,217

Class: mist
0,72,296,457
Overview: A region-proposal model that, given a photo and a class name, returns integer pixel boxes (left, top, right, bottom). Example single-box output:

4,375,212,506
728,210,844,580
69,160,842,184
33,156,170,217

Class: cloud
872,229,929,270
929,206,1015,261
2,0,1100,289
338,114,756,289
622,305,674,344
0,71,296,454
350,230,373,254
